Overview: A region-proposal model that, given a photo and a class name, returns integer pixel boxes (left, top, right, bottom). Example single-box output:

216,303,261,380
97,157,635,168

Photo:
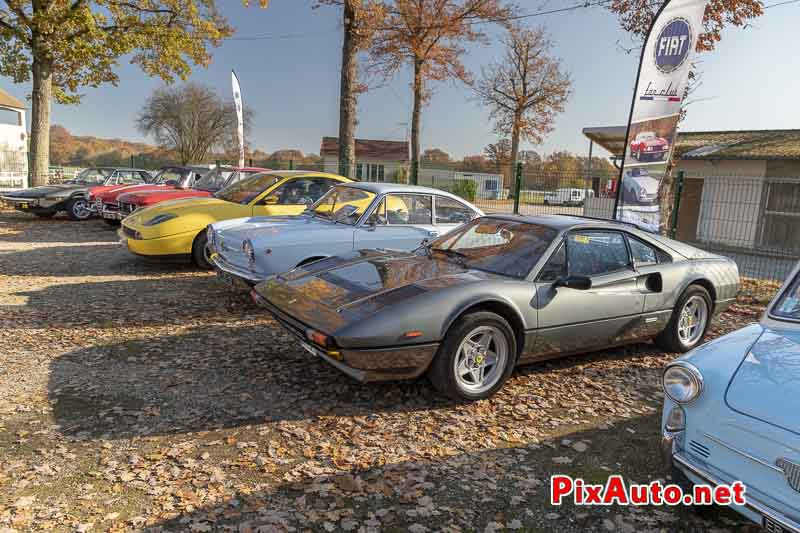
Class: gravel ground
0,208,765,532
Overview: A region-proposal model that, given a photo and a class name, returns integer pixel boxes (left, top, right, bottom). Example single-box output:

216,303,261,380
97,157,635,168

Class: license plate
19,202,28,209
764,517,788,533
216,270,234,286
300,341,319,356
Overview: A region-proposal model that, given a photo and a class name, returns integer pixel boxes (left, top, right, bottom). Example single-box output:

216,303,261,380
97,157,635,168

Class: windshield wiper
431,247,468,263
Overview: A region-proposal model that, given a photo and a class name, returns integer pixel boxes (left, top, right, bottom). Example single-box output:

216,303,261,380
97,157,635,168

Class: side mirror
262,196,279,205
554,275,592,291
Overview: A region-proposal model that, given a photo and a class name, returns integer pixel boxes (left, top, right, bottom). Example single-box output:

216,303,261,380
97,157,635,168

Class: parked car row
6,167,798,530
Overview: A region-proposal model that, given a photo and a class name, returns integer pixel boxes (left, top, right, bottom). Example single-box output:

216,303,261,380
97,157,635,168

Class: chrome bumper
664,434,800,532
1,196,39,207
210,252,263,285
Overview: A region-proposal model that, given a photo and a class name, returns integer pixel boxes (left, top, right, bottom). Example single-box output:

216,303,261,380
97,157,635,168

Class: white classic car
208,182,483,286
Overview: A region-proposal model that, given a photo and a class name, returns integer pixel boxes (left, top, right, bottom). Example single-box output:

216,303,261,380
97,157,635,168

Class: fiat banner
614,0,707,232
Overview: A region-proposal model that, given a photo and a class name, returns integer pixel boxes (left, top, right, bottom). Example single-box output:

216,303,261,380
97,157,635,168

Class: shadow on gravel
0,215,120,243
146,413,749,533
3,276,243,327
0,243,197,277
48,323,448,439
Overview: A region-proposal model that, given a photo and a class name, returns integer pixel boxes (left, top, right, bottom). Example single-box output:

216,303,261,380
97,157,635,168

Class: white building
320,137,409,182
417,168,505,200
0,88,27,190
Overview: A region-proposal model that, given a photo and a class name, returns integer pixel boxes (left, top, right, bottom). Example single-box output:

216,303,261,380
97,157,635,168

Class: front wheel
191,232,213,270
65,197,92,221
655,285,712,353
428,312,517,401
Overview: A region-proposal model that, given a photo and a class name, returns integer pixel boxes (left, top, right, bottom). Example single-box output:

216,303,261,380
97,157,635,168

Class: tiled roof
583,127,800,160
321,137,409,161
0,88,25,110
676,130,800,160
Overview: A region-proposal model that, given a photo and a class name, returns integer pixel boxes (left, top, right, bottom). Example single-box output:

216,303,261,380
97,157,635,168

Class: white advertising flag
614,0,708,233
231,70,245,168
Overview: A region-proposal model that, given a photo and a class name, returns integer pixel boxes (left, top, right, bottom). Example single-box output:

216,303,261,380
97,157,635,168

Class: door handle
427,230,439,237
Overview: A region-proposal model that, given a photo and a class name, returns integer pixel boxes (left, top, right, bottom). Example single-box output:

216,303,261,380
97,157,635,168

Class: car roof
482,213,640,232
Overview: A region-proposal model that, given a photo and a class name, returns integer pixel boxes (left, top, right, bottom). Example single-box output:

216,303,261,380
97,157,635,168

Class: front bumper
663,433,800,532
210,251,262,286
121,226,198,257
254,294,438,382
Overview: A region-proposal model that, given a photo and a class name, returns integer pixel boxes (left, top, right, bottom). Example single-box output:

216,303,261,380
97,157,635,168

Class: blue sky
4,1,799,160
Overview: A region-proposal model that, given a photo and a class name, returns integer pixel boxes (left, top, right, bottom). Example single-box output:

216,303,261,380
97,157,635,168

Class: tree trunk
29,55,53,187
658,163,676,236
509,114,521,191
410,58,423,186
338,0,359,179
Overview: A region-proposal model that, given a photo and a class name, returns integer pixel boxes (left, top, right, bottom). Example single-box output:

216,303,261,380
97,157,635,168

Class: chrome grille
777,458,800,493
119,202,136,214
94,198,103,210
689,440,711,459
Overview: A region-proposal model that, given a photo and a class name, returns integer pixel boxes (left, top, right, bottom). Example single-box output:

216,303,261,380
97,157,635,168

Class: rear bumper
255,294,438,382
663,434,800,532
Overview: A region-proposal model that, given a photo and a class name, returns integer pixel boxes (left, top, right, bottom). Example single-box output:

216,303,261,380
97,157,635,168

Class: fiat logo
654,18,692,74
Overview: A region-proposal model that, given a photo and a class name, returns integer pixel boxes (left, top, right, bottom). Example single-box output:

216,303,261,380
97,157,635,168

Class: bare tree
474,25,571,188
368,0,514,184
483,138,511,173
136,83,253,165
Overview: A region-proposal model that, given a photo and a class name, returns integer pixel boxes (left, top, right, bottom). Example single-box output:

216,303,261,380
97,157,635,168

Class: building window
759,179,800,254
356,163,363,180
485,179,498,192
378,165,385,181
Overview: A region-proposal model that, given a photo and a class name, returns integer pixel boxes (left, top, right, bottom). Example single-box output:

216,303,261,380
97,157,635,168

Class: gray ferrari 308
252,214,740,401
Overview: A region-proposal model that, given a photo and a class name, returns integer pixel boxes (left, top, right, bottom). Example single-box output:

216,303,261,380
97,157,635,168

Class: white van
543,188,593,206
0,89,28,190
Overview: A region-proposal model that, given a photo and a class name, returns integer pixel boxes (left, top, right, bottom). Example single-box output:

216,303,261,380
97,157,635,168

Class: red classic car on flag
629,131,670,162
112,166,268,221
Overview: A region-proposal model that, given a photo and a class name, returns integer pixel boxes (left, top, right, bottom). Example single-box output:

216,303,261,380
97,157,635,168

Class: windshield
310,186,376,225
215,172,281,204
196,167,234,191
428,218,557,279
771,271,800,321
73,168,113,184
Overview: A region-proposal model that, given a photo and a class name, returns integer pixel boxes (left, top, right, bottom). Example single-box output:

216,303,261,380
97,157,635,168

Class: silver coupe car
252,214,740,401
209,182,483,287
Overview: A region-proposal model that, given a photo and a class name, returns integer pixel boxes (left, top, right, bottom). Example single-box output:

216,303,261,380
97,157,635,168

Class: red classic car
629,131,670,161
114,166,268,220
92,166,210,225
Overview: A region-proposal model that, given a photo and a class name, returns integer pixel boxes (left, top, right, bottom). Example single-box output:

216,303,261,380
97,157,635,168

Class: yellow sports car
120,170,352,268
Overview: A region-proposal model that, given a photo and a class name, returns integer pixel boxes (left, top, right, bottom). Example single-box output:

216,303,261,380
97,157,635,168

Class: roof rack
555,213,642,229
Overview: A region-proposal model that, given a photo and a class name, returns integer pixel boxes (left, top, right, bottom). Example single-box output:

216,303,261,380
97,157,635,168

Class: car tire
655,285,713,353
191,232,213,270
65,197,91,221
104,219,121,227
428,311,517,402
34,211,56,218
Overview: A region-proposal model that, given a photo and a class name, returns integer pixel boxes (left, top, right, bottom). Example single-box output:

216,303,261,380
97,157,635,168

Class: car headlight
242,239,255,267
206,226,215,249
143,213,178,226
663,362,703,404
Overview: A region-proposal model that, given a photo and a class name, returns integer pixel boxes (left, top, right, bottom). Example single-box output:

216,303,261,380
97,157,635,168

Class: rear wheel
428,312,517,401
191,232,213,270
65,198,91,221
655,285,712,353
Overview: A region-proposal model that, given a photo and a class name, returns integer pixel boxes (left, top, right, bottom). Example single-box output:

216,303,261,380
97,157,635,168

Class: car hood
3,183,86,199
217,215,346,247
726,327,800,435
95,183,170,201
119,188,211,205
257,249,495,333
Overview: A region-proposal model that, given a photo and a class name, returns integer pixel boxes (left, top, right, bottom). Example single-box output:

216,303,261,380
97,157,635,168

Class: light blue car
662,262,800,531
207,182,483,286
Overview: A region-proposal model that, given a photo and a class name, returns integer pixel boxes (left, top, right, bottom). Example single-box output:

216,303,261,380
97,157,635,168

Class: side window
263,179,311,205
435,196,476,224
366,198,387,225
567,231,630,277
138,171,152,182
384,194,432,225
307,178,337,202
537,242,566,282
628,236,658,266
